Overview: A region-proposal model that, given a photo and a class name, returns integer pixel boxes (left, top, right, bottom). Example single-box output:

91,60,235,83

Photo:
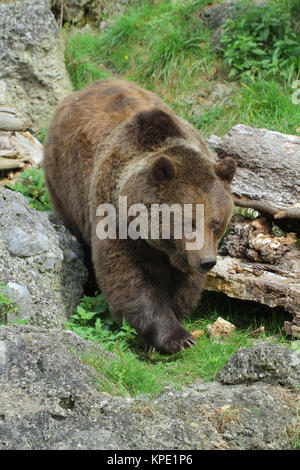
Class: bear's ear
215,157,237,183
151,156,177,182
131,109,182,150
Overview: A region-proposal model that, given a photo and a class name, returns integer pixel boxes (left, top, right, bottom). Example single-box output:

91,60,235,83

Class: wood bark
0,111,25,131
206,126,300,336
207,124,300,233
0,109,43,177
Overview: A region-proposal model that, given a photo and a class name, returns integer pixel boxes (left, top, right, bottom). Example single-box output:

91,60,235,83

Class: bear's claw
155,329,197,355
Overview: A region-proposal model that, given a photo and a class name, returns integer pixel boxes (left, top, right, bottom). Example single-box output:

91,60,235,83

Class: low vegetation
65,0,300,137
65,291,291,397
6,169,51,211
0,284,19,324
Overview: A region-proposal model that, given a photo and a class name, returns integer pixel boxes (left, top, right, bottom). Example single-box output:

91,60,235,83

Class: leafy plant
220,0,300,80
6,169,51,211
65,293,138,350
0,284,19,324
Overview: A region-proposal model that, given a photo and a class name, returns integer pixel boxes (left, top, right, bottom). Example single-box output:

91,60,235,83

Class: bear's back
44,80,174,244
61,79,173,150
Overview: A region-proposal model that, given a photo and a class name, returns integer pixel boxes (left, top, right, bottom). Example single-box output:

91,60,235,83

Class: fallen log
206,214,300,337
0,157,24,170
206,126,300,336
207,124,300,209
0,127,43,180
206,253,300,337
207,125,300,234
0,110,25,131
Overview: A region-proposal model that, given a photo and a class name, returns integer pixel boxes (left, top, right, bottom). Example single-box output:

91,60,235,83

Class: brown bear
44,79,236,354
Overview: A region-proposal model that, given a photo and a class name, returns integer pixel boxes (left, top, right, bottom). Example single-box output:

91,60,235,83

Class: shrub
65,293,138,350
220,0,300,80
0,284,19,324
6,169,51,211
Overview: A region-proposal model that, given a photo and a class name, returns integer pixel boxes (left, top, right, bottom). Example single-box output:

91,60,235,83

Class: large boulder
0,325,298,450
0,0,73,132
0,185,88,327
219,342,300,387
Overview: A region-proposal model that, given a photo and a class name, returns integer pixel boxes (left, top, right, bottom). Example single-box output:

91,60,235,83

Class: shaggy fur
44,79,236,354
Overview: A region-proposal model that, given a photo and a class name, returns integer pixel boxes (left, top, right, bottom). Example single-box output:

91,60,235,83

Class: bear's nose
199,257,217,273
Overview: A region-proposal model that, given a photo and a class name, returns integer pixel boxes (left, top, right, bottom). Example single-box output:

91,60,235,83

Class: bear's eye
211,219,222,231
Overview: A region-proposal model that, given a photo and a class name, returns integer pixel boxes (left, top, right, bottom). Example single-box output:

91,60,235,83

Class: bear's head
119,109,237,274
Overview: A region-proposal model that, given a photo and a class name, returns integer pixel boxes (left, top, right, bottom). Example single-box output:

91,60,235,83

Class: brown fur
44,79,236,354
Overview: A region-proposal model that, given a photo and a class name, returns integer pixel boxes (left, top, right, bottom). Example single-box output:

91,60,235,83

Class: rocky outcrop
0,325,298,450
200,0,239,30
51,0,132,27
0,0,72,133
0,186,88,327
219,342,300,387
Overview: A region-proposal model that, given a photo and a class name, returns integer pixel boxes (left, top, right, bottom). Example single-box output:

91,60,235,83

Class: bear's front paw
154,325,196,355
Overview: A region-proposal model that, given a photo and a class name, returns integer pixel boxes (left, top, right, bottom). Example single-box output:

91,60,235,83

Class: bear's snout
199,257,217,273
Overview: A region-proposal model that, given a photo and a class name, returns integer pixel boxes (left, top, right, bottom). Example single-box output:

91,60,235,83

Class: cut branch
233,198,278,217
274,208,300,220
234,198,300,220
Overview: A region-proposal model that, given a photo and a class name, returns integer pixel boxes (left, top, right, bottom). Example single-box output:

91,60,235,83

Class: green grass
63,0,300,138
65,33,112,90
66,291,291,398
65,0,215,90
187,78,300,137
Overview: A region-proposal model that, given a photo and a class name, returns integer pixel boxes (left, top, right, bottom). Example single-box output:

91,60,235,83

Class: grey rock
0,185,88,327
0,325,298,450
200,0,239,30
219,342,300,387
3,227,49,257
0,0,72,132
51,0,132,27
